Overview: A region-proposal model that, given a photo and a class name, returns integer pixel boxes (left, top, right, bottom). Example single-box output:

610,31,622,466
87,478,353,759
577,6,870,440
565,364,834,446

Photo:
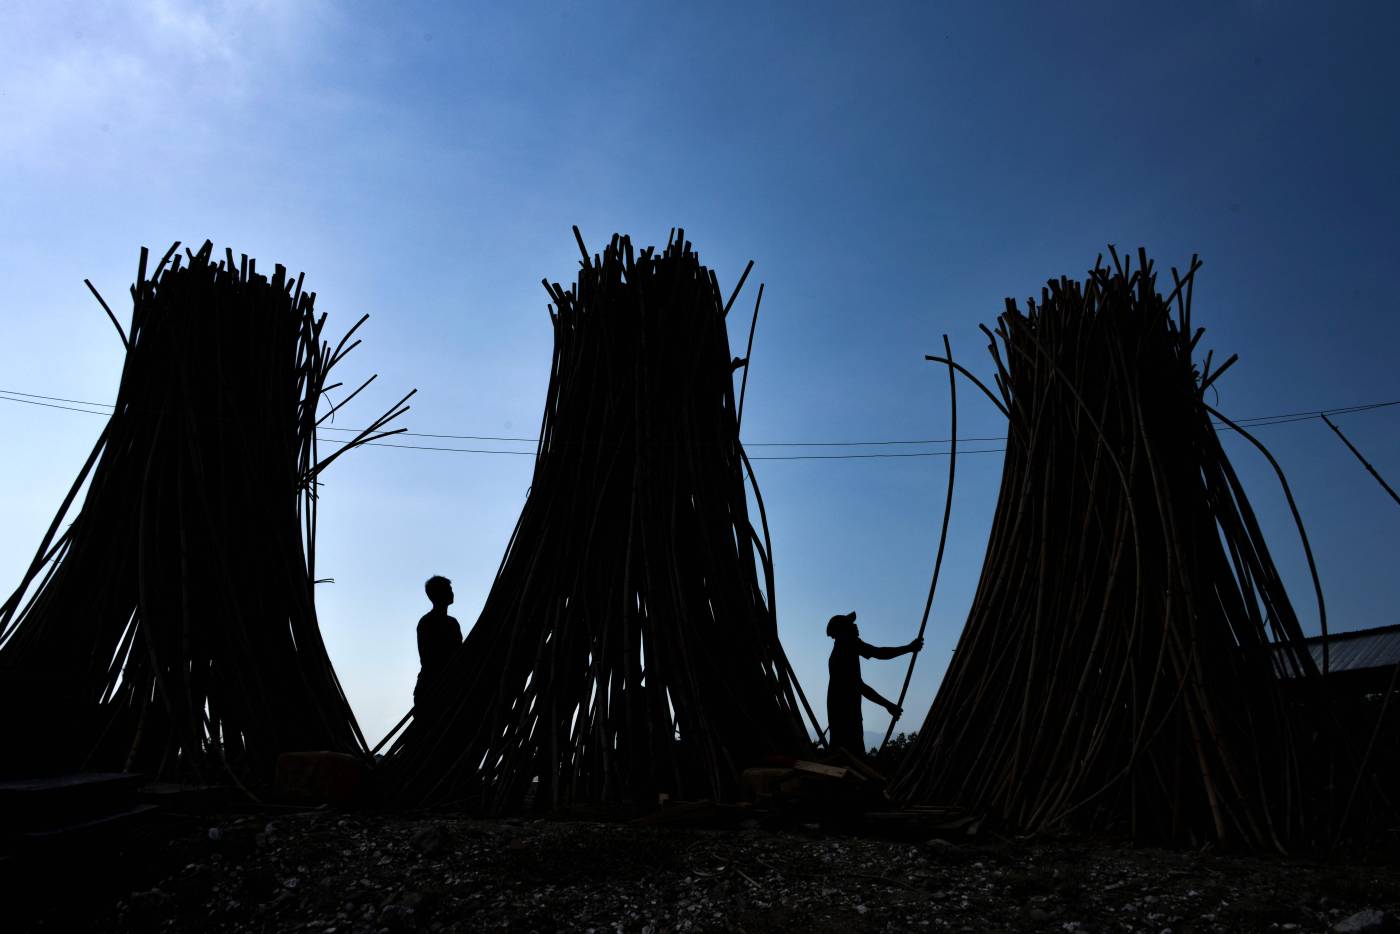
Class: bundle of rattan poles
0,241,411,787
384,229,818,811
891,249,1375,851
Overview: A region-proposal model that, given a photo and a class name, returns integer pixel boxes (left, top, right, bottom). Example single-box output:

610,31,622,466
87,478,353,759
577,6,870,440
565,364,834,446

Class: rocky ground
9,809,1400,933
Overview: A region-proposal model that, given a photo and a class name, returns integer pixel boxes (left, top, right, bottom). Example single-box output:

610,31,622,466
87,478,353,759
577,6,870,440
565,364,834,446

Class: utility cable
1,388,1397,460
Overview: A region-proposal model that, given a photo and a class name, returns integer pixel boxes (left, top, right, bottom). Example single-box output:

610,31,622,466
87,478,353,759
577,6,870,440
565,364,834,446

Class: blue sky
1,1,1397,748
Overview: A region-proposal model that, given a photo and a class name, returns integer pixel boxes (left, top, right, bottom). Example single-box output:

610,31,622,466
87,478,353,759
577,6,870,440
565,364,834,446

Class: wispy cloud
0,0,332,166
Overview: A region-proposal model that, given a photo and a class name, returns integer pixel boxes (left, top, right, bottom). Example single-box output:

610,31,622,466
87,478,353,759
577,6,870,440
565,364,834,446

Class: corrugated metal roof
1305,624,1400,672
1275,623,1400,676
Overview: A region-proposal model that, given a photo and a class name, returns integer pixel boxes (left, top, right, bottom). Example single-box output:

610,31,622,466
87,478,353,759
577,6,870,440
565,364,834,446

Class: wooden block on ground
792,760,855,781
137,783,237,811
740,767,795,799
0,772,144,831
273,751,370,806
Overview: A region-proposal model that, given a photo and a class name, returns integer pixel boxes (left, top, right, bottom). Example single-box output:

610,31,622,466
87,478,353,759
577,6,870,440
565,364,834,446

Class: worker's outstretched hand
885,700,903,720
908,636,924,653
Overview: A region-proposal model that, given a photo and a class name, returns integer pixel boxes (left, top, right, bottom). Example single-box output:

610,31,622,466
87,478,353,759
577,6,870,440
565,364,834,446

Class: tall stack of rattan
0,241,410,787
892,250,1378,851
386,230,817,811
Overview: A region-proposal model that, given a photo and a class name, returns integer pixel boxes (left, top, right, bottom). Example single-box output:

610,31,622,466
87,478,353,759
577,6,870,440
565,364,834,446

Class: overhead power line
336,436,1009,460
1,387,1397,461
0,390,108,409
0,394,115,416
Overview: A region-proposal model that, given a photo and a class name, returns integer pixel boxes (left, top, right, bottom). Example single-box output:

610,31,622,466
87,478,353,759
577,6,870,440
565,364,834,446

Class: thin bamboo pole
879,335,959,753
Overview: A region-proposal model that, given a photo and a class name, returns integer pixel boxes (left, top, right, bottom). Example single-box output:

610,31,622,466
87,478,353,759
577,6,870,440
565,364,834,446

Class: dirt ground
9,809,1400,933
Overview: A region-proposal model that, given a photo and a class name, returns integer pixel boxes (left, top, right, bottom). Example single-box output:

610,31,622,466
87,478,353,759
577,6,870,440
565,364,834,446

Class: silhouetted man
414,575,462,716
826,611,922,757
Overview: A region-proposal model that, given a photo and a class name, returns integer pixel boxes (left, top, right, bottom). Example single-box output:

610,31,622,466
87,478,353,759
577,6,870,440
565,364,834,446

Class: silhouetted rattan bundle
891,249,1355,850
0,241,411,787
385,229,818,811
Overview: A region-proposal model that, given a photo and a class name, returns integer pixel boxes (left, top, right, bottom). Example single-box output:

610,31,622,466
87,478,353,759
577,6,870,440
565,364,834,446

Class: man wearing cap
825,611,922,757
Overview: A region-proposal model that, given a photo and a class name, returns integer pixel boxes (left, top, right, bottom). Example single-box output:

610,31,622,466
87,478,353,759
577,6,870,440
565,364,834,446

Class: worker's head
425,575,453,608
826,611,858,640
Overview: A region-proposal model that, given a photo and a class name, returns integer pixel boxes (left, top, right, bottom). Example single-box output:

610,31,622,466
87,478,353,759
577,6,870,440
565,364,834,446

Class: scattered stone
923,837,972,865
171,863,213,904
1334,909,1390,933
129,887,173,914
13,810,1400,932
408,828,450,856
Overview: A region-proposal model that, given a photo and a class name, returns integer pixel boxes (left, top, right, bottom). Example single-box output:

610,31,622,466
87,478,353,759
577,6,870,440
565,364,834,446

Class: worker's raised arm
859,636,924,660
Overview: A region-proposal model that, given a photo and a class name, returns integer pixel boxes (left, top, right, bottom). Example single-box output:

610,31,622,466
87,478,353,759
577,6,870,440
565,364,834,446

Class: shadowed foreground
9,811,1400,932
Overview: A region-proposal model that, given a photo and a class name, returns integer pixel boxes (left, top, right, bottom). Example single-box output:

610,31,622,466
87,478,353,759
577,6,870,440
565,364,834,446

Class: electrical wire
1,387,1396,461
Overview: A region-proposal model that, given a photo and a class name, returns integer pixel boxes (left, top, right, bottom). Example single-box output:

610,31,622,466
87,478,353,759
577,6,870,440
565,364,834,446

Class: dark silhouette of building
1275,623,1400,696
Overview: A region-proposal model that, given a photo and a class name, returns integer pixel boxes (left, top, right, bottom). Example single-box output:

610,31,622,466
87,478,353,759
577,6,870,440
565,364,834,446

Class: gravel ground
12,810,1400,933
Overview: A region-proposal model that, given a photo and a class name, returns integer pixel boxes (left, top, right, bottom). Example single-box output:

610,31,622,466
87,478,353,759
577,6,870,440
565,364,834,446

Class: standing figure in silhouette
414,576,462,718
826,611,922,757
